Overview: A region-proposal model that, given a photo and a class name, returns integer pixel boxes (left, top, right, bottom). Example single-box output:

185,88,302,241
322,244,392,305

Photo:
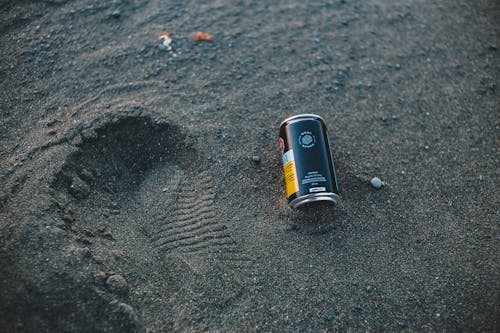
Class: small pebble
98,226,114,240
62,214,74,224
111,9,121,18
395,63,401,70
489,43,497,51
216,128,223,140
327,314,335,322
81,128,97,141
106,274,129,295
366,286,374,293
252,155,262,163
370,177,382,189
69,175,90,199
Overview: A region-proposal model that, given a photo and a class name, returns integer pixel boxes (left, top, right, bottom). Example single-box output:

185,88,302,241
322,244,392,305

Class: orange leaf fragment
195,31,212,42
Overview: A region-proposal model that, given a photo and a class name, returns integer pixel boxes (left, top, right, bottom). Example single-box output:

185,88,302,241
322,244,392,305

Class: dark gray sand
1,0,499,331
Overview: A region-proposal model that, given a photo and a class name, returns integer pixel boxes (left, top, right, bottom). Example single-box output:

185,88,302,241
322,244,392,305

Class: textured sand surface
1,0,499,331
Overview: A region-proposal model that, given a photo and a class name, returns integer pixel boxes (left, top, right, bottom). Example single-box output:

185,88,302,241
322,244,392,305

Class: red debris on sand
195,31,212,42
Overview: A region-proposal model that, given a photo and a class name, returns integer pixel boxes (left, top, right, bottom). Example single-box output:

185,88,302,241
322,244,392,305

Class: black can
279,114,339,208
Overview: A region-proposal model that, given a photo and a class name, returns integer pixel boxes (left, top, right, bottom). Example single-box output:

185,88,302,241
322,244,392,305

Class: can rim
280,113,325,127
290,192,339,209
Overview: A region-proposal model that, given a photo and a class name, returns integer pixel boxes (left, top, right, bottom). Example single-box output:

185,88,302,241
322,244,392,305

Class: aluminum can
279,114,339,208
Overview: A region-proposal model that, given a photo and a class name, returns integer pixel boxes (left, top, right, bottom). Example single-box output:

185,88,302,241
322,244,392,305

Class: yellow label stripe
284,160,299,197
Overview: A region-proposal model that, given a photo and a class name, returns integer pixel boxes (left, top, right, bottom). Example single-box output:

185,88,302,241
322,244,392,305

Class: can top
280,113,325,128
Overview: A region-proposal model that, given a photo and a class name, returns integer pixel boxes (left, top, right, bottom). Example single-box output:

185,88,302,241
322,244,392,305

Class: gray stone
69,175,90,199
370,177,382,189
106,274,129,295
252,155,262,163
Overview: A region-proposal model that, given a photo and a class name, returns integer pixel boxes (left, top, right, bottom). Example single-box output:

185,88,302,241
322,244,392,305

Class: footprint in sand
50,115,251,329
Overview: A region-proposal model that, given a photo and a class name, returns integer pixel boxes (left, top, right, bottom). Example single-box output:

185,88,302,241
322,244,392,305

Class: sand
0,0,499,331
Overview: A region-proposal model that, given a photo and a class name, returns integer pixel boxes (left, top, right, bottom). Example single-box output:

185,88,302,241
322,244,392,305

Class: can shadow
287,202,346,235
285,162,368,236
